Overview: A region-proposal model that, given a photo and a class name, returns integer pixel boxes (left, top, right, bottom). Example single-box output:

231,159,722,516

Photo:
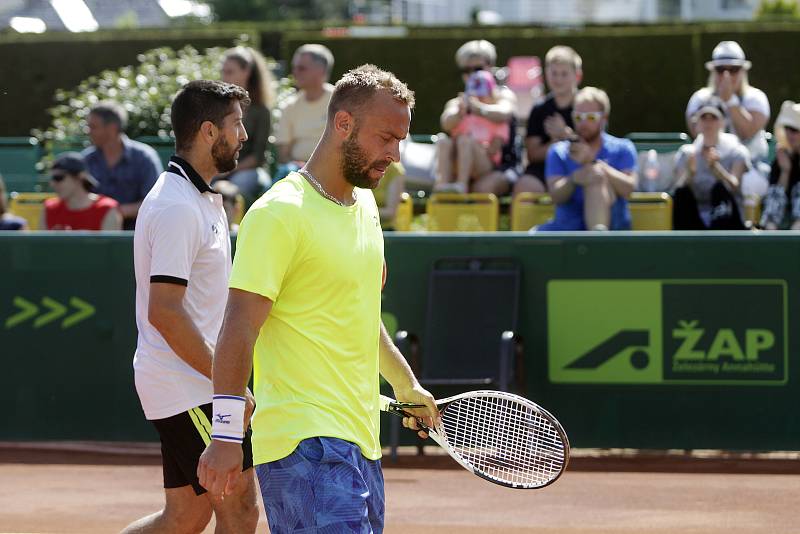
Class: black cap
52,152,99,188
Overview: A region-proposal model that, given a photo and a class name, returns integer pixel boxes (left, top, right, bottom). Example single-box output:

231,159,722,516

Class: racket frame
380,390,570,489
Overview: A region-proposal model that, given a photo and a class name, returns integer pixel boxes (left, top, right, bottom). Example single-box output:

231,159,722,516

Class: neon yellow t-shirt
229,172,384,464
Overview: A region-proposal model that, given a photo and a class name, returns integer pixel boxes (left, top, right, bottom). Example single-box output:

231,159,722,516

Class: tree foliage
755,0,800,19
33,45,228,144
33,41,294,146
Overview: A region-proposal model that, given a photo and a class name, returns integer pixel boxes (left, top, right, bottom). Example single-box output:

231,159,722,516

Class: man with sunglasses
41,152,122,231
536,87,637,231
686,41,770,164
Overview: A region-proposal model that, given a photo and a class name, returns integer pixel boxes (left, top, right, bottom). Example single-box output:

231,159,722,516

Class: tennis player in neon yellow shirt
198,65,438,533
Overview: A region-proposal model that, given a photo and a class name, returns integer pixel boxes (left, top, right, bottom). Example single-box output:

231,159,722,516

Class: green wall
2,232,800,450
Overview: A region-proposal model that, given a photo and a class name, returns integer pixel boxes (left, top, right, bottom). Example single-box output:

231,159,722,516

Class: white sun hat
704,41,752,71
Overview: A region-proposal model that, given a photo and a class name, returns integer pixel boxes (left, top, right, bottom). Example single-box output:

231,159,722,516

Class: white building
390,0,761,26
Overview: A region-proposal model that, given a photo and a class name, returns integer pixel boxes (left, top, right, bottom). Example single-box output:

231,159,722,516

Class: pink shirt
452,114,510,165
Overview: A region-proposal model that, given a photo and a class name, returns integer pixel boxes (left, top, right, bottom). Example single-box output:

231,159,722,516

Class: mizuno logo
214,413,231,424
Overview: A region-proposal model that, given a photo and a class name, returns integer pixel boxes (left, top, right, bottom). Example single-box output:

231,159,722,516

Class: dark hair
223,46,275,109
171,80,251,153
328,64,415,122
89,101,128,131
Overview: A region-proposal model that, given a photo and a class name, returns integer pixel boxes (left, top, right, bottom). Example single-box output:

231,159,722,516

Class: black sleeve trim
150,275,188,286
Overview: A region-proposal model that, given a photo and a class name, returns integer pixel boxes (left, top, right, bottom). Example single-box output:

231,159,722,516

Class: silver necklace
299,169,356,207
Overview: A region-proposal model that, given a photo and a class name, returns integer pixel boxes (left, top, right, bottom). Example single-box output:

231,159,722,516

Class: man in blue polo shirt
538,86,638,231
82,101,163,230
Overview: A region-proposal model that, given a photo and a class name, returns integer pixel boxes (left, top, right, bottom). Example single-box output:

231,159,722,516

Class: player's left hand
394,384,439,439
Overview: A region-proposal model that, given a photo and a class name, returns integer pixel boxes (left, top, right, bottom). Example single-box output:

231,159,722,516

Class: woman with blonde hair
685,41,770,163
220,46,276,203
760,101,800,229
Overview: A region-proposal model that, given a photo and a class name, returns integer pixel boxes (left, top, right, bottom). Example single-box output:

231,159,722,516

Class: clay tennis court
2,445,798,533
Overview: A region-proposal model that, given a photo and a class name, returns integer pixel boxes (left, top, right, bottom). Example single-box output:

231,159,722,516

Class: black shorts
523,164,548,187
151,403,254,496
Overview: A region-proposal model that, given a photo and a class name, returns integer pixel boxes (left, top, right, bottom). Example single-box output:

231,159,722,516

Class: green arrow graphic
5,297,39,328
63,297,95,328
34,297,66,328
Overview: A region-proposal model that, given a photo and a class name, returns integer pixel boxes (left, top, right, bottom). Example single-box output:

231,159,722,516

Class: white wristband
211,395,246,443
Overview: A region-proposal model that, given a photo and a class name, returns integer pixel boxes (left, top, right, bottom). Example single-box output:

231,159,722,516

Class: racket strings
439,396,566,487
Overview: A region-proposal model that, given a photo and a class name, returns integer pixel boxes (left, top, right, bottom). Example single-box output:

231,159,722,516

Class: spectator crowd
1,38,798,233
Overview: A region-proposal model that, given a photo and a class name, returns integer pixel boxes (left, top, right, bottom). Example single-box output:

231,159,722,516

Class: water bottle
642,149,659,192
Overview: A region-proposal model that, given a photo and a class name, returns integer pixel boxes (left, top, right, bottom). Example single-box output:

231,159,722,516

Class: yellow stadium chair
628,192,673,231
511,192,555,231
426,193,499,232
8,192,54,230
394,192,413,232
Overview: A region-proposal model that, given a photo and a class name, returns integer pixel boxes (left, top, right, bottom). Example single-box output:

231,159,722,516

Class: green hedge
4,23,800,139
0,29,256,137
282,24,800,136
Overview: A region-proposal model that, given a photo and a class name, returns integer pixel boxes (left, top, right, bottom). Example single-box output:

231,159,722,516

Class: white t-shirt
132,157,231,420
674,132,751,224
686,86,770,161
274,84,333,162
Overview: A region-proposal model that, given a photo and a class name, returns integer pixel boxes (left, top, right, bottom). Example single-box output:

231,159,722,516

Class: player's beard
212,135,239,174
341,127,386,189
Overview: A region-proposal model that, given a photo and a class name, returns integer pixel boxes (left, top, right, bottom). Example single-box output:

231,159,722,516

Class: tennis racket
380,390,569,489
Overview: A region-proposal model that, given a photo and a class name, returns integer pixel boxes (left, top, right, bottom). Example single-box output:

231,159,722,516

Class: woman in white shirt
685,41,770,164
674,99,751,230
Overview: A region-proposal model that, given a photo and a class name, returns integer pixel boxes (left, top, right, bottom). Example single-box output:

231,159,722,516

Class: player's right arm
198,201,298,499
147,203,212,376
197,288,272,499
148,283,213,378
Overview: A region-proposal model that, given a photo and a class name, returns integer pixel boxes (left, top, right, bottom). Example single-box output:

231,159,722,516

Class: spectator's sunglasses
714,65,742,74
50,173,67,182
785,125,800,134
460,65,484,74
572,111,605,123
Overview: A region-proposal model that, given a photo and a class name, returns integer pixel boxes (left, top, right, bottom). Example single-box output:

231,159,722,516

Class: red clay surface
1,454,799,533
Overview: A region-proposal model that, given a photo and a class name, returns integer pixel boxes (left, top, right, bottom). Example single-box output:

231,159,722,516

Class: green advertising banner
3,232,800,450
548,280,788,385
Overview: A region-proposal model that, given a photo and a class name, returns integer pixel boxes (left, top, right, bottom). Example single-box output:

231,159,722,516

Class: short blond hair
545,45,582,72
574,86,610,115
455,40,497,68
328,64,415,121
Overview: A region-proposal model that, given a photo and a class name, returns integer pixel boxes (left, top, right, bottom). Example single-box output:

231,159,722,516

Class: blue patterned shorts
255,437,385,533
